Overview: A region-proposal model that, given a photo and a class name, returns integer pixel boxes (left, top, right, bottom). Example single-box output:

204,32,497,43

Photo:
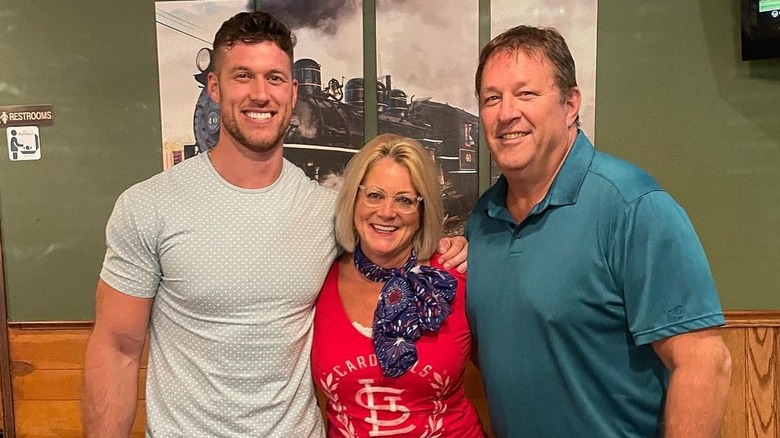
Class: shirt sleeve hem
633,313,726,346
99,270,157,299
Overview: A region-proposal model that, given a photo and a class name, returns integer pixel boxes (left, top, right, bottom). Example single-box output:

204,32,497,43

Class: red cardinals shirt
312,255,484,438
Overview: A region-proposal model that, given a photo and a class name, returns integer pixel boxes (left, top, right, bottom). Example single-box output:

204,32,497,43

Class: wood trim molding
8,321,94,331
723,310,780,327
7,311,780,330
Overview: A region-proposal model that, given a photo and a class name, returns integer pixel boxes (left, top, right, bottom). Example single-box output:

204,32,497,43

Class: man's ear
207,71,220,104
565,86,581,127
291,78,298,108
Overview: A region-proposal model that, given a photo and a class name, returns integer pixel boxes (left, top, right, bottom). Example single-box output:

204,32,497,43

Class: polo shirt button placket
509,223,525,254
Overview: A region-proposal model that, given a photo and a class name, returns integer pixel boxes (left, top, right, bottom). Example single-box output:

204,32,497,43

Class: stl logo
356,379,415,436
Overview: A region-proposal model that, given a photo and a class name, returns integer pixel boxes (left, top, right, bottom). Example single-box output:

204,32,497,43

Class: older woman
312,134,484,437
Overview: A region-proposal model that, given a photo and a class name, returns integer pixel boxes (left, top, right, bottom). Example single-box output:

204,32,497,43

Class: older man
466,25,731,438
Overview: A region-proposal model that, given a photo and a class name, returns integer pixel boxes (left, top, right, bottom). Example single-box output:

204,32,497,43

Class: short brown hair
475,25,578,102
335,134,444,260
212,11,295,71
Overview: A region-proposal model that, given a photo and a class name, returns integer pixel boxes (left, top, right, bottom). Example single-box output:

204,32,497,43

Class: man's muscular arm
82,280,152,437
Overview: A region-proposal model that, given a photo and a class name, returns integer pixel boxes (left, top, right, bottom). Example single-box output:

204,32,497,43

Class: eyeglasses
358,185,423,214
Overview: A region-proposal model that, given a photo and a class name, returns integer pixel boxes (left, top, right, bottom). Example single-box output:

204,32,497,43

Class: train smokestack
294,59,322,95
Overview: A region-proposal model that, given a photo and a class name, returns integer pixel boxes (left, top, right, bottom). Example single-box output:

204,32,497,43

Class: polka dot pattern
101,154,337,437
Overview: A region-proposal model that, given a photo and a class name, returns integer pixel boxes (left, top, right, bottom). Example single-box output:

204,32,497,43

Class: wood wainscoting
7,325,147,437
2,311,778,437
720,311,780,438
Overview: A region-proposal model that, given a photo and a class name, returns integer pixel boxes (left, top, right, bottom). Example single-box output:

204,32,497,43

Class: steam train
187,49,479,224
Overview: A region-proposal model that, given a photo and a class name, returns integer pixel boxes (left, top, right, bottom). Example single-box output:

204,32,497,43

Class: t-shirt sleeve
99,188,162,298
617,191,725,346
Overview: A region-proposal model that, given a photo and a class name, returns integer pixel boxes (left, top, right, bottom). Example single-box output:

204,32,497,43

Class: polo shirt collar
486,130,594,222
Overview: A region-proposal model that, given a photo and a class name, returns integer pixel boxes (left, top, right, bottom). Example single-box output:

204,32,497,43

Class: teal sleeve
616,191,725,346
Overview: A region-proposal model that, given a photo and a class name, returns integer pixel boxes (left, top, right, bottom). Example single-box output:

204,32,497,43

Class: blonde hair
335,133,444,260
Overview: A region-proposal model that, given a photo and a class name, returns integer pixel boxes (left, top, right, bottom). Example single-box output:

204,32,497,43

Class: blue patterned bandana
354,245,457,377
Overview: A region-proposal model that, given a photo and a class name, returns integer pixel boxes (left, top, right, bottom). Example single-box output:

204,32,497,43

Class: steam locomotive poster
376,0,480,235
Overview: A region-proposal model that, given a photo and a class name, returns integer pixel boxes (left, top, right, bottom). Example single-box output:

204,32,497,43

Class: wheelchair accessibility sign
7,126,41,161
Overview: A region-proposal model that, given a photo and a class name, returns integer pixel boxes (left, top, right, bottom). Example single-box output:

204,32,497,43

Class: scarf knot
354,246,457,377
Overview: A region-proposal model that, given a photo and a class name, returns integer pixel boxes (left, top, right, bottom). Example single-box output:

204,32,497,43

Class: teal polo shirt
465,132,724,437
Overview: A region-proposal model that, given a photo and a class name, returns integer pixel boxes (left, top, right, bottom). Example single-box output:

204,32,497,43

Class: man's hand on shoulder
437,236,468,273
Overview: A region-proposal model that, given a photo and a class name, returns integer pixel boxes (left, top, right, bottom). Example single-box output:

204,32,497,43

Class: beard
221,111,288,154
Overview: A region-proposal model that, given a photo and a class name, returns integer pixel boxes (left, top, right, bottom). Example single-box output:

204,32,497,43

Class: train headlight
196,48,212,73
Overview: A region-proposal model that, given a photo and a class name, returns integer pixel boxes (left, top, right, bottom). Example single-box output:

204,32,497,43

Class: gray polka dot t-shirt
101,153,338,437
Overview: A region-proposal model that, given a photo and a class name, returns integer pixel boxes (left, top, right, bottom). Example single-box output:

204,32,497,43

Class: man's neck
208,141,285,189
504,180,549,223
504,129,578,222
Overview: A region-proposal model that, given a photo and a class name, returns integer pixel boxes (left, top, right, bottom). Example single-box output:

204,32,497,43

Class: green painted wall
0,1,163,320
596,0,780,309
0,0,777,320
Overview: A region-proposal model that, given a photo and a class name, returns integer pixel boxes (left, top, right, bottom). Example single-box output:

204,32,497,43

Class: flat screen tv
741,0,780,60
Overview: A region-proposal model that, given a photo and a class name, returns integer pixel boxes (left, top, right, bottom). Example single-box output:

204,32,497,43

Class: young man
82,12,466,437
466,25,731,437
